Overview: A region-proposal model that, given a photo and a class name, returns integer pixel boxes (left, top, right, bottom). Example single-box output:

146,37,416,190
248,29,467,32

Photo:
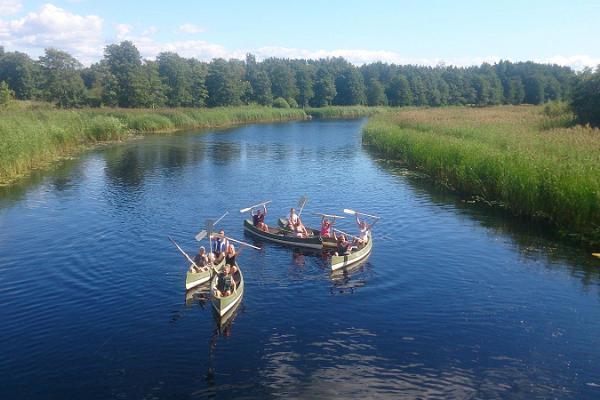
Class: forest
0,41,579,110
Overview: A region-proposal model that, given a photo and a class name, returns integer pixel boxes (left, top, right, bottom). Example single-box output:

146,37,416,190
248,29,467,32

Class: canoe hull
277,218,337,248
244,219,322,249
211,266,244,317
330,233,373,271
185,257,225,290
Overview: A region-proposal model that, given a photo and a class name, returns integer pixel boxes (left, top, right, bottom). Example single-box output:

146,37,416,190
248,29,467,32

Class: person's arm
263,204,267,214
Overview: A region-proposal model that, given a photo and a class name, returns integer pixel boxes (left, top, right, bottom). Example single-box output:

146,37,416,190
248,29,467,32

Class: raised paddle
240,200,271,213
298,196,308,217
593,253,600,259
343,208,380,220
196,211,227,241
313,212,345,219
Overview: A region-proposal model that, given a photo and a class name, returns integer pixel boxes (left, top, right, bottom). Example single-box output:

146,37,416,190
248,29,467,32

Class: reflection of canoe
211,265,244,317
213,298,241,331
244,219,322,249
185,257,225,290
277,218,337,248
330,233,373,271
185,285,211,306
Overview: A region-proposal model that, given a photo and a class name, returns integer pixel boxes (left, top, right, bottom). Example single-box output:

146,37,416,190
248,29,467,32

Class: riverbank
0,104,379,184
362,105,600,246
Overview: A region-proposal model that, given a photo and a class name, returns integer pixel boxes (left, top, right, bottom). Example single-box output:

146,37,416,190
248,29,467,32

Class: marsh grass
0,104,306,183
363,105,600,245
306,106,384,119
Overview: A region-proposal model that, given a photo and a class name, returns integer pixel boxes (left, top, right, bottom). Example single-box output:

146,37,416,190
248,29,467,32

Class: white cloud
0,3,103,64
543,54,600,70
114,23,132,41
178,23,204,34
0,0,21,15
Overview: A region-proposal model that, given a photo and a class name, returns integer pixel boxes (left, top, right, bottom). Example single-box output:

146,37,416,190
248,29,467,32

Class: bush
272,97,290,108
87,115,126,141
571,68,600,127
0,81,14,107
286,97,298,108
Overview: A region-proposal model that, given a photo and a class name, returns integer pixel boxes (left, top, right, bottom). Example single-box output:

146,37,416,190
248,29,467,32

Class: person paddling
217,264,236,296
335,234,353,256
224,243,240,275
320,216,336,238
355,215,371,246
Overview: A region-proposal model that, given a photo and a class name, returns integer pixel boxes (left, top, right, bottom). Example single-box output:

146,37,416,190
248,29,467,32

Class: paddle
343,208,380,220
240,200,271,213
211,233,262,251
169,236,200,270
593,253,600,259
298,196,308,217
333,228,360,240
313,212,345,219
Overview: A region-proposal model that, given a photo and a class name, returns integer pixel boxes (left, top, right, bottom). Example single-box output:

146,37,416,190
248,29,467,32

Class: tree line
0,41,597,126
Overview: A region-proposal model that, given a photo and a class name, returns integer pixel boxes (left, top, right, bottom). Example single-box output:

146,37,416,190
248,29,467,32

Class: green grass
0,103,307,184
363,105,600,245
306,106,384,119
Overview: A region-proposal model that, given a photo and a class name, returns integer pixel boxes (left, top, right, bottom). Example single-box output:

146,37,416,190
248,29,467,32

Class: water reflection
369,155,600,292
330,260,371,295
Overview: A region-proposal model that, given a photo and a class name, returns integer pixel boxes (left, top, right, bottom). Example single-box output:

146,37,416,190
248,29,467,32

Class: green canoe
330,232,373,271
211,264,244,317
244,219,322,249
277,218,337,248
185,257,225,290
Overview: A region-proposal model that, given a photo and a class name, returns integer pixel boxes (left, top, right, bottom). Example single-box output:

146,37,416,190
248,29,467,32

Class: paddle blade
195,230,207,241
205,219,214,235
593,253,600,259
343,208,357,215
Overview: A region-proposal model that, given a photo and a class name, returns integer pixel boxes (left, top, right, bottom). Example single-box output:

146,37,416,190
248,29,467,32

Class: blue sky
1,0,599,68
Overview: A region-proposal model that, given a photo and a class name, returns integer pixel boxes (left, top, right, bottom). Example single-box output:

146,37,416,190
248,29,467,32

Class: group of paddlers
249,203,372,257
189,229,241,296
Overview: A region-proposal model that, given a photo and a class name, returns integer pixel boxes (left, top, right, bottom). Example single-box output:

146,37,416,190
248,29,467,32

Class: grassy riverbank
0,103,308,184
306,106,384,119
363,105,600,245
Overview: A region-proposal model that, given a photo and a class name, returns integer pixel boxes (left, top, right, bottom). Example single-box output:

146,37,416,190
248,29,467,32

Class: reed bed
0,105,306,184
363,105,600,245
306,106,383,119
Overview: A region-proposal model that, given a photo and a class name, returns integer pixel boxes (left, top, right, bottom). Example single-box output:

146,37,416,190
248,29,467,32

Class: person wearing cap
190,246,209,273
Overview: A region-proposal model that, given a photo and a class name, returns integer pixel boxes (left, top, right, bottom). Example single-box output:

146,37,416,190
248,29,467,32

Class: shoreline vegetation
0,103,376,184
363,105,600,246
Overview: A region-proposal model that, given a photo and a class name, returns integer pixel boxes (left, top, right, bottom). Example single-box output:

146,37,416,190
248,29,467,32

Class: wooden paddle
333,228,360,240
169,236,200,269
343,208,380,220
196,211,227,241
593,253,600,259
313,212,345,219
240,200,271,213
298,195,308,217
211,233,261,251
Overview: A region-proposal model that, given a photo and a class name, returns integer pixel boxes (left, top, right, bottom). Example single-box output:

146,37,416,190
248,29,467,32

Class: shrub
272,97,290,108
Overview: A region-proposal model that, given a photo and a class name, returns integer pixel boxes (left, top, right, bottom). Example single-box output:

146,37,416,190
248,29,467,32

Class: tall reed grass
306,106,383,119
363,105,600,245
0,104,306,183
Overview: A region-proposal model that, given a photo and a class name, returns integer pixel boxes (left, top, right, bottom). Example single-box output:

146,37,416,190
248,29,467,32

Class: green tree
386,74,412,106
311,68,336,107
188,59,209,107
366,78,387,106
103,41,144,107
409,76,427,106
38,48,86,107
524,76,545,104
0,51,36,99
294,64,314,107
0,80,14,106
205,59,244,107
334,67,366,105
157,52,192,107
268,62,297,100
571,67,600,127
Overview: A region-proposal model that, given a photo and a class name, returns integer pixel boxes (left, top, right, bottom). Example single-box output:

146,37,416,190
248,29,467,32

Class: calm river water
1,119,600,399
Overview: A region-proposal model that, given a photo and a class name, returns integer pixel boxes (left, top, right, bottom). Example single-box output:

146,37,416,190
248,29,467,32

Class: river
1,119,599,399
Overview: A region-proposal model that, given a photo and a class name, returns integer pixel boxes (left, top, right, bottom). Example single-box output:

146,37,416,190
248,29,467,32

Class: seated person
335,235,354,256
252,204,269,232
320,216,336,238
211,230,228,263
190,246,209,273
224,243,240,275
217,264,236,296
354,215,371,246
288,207,309,237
